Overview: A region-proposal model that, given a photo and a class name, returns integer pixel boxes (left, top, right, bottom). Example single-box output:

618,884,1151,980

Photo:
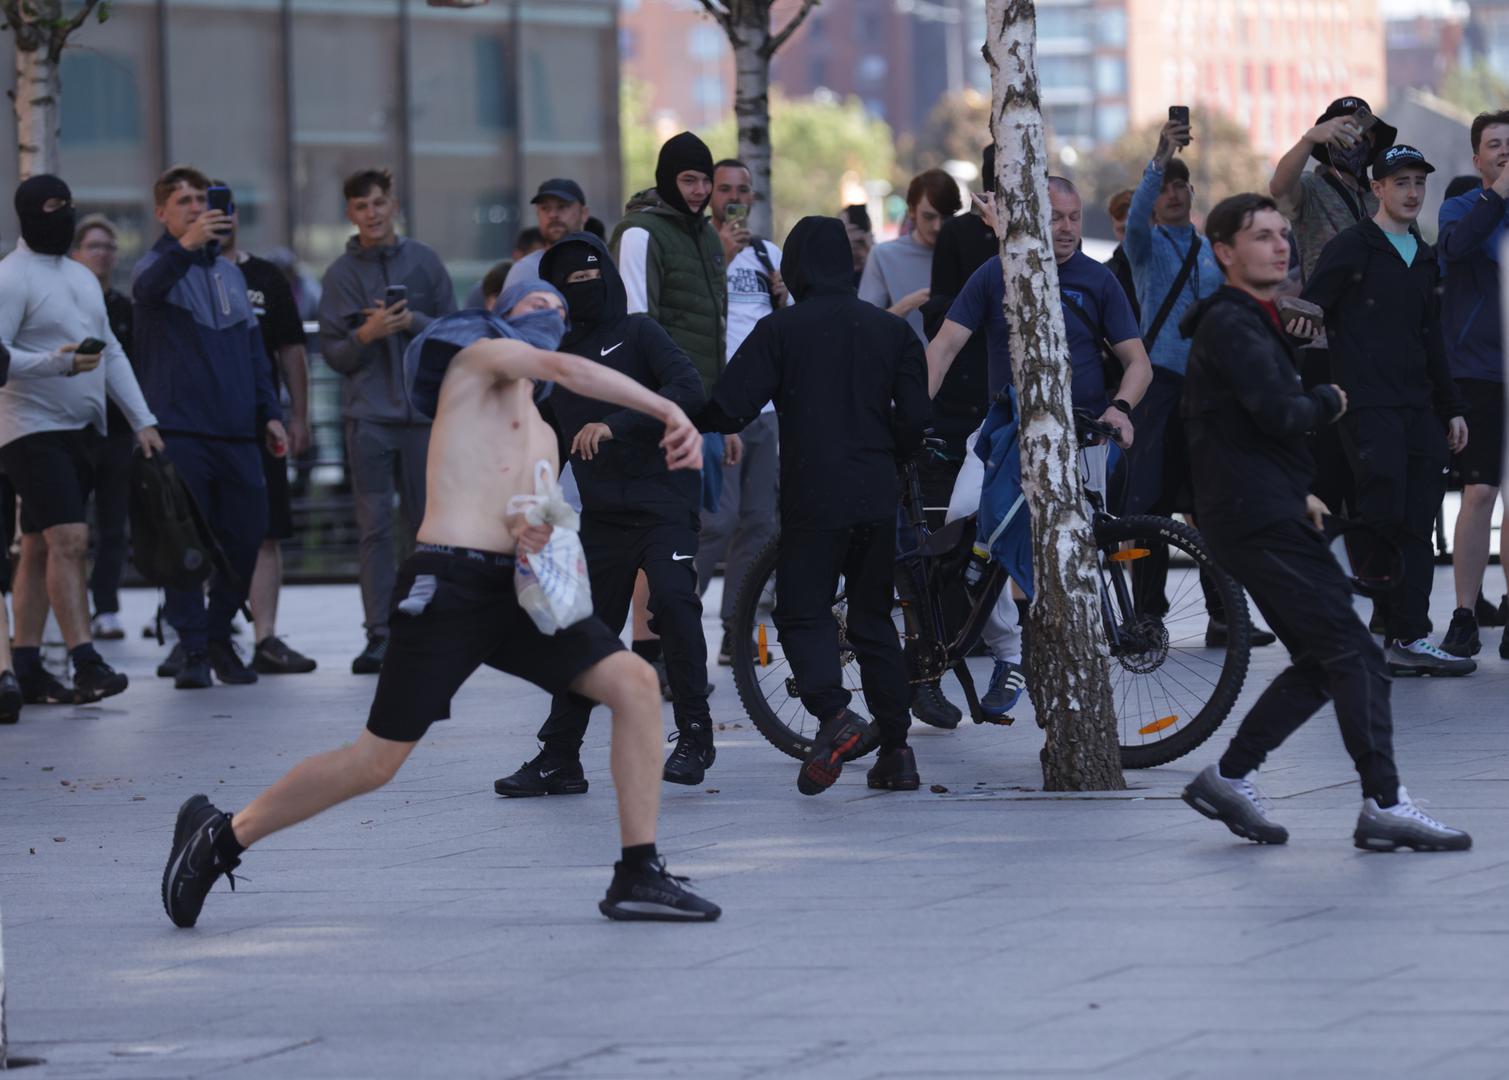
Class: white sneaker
1182,764,1289,844
1386,637,1476,677
1354,786,1472,852
91,612,125,640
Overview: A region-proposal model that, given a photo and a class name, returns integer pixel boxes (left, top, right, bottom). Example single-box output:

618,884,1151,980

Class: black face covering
545,240,609,332
654,131,715,217
15,174,75,256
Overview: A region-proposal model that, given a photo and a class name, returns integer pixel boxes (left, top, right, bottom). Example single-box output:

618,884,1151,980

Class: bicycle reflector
1322,516,1404,600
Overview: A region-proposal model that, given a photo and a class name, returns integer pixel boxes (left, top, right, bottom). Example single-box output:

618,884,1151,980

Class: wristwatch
1110,398,1132,416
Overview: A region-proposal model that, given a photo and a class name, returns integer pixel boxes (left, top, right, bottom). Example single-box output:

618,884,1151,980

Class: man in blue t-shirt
926,176,1152,719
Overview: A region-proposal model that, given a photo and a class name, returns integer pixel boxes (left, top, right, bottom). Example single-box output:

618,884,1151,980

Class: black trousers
1210,518,1398,803
535,510,710,752
774,520,911,741
90,427,133,615
1339,407,1447,644
1299,347,1355,517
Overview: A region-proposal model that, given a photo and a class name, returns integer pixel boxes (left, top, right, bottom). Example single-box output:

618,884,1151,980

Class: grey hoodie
318,234,456,424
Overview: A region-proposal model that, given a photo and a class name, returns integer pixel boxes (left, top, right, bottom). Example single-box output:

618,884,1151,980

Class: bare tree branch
763,0,818,58
1,0,43,51
61,0,104,39
694,0,735,39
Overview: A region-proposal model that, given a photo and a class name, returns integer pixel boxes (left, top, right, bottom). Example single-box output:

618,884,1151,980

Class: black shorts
261,446,294,541
0,426,101,534
1454,378,1505,488
366,546,625,743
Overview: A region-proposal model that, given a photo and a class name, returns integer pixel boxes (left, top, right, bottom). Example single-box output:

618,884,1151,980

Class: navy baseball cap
1372,144,1436,181
530,178,586,205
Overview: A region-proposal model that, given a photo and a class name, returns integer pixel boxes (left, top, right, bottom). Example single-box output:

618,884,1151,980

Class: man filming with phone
319,167,456,675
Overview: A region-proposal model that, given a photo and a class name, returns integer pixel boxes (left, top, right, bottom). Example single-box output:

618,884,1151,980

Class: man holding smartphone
0,174,161,706
319,167,456,674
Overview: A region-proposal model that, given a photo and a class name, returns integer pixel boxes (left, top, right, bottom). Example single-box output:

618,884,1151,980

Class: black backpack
128,451,215,591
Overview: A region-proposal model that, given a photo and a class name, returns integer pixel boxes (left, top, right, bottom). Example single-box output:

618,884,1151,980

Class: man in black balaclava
492,232,719,796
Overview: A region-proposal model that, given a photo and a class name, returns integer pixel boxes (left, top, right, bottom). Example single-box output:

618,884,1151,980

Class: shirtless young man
161,286,722,925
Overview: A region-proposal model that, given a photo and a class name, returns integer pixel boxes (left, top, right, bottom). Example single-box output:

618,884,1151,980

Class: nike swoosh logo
600,342,623,357
671,553,694,561
539,768,559,778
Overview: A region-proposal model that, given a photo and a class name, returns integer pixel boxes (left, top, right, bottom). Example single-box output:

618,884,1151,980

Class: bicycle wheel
729,539,881,761
1094,515,1251,769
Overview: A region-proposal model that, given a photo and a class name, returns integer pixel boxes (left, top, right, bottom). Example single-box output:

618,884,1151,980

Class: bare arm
1270,117,1359,212
925,318,972,398
277,343,312,454
1108,337,1152,409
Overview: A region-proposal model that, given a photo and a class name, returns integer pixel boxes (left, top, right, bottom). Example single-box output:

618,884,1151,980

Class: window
1037,6,1089,40
1039,55,1093,90
1096,104,1128,144
1094,57,1126,96
688,24,723,60
59,52,141,143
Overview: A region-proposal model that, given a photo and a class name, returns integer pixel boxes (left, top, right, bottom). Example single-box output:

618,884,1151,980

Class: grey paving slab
1,567,1508,1078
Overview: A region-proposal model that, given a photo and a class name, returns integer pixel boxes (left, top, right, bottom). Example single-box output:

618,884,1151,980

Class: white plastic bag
507,460,593,634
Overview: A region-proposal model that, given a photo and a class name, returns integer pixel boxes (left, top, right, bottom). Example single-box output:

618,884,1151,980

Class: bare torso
415,355,559,556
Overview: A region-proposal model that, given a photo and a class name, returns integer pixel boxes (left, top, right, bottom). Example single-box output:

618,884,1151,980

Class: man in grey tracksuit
318,167,455,673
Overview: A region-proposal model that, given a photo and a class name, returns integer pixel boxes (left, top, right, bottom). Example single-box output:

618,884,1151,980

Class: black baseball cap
1311,96,1398,167
530,178,586,205
1372,144,1436,181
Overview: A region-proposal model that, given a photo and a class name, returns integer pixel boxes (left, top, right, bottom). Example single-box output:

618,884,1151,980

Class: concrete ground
2,567,1507,1079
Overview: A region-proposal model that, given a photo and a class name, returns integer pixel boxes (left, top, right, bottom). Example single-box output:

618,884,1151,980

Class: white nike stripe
600,342,623,356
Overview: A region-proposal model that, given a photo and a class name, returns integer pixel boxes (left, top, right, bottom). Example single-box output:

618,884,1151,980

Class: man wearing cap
501,178,591,293
1304,145,1474,677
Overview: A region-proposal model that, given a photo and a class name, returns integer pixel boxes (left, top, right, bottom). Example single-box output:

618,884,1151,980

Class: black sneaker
73,653,128,702
157,643,186,679
911,681,962,729
866,745,920,791
252,636,317,674
0,670,21,723
717,633,735,667
1206,619,1277,648
663,725,716,786
351,634,388,675
493,749,588,797
1501,629,1509,662
19,667,79,705
1475,591,1507,628
207,640,258,685
598,857,721,922
174,653,213,690
797,709,872,796
161,794,240,928
1441,607,1481,658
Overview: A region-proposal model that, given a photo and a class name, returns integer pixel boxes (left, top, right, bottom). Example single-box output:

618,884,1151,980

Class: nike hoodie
539,232,706,521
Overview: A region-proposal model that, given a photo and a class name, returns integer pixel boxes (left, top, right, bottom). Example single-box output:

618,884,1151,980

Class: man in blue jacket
133,166,286,690
1438,110,1509,660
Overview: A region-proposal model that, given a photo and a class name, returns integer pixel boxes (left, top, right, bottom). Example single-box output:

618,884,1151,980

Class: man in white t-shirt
694,159,788,664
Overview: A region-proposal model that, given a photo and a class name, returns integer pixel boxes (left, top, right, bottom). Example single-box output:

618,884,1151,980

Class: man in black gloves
493,233,717,795
1179,192,1470,853
698,216,931,796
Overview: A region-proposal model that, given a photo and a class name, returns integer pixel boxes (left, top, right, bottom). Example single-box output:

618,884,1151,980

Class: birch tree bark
984,0,1125,791
2,0,109,181
696,0,818,238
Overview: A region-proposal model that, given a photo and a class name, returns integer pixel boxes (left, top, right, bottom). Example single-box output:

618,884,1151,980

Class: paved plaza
2,567,1508,1078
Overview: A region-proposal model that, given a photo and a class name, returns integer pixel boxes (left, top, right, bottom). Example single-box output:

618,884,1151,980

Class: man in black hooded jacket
698,215,931,796
493,232,717,795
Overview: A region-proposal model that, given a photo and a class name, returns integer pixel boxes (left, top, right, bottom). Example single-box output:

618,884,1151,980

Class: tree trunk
983,0,1125,792
727,5,775,238
14,43,62,181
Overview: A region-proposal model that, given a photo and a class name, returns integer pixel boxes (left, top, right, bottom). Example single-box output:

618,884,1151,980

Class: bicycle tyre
1095,514,1251,769
729,538,812,760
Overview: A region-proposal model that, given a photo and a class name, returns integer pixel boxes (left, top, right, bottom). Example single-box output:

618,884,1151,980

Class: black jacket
539,232,705,521
698,216,930,530
1302,219,1463,417
1180,286,1344,542
920,212,995,456
1105,244,1141,324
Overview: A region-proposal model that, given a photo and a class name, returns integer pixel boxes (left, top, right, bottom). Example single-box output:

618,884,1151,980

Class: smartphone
725,203,749,224
1276,296,1325,335
1168,105,1190,125
206,185,233,216
383,284,408,308
76,337,107,355
1352,110,1379,135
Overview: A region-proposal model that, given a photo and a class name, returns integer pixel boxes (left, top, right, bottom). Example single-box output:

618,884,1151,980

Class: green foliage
1438,61,1509,119
911,89,991,174
620,78,663,206
1080,110,1269,219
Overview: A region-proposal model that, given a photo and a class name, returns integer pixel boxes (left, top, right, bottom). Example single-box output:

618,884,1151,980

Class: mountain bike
729,415,1253,769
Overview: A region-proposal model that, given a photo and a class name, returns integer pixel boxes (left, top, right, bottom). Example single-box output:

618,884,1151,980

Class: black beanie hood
654,131,715,217
16,174,75,256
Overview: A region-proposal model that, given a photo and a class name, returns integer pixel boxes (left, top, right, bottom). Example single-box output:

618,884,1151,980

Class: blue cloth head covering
403,282,568,419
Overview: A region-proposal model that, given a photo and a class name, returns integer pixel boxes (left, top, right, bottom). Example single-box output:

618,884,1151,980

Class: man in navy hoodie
1438,110,1509,660
133,166,285,690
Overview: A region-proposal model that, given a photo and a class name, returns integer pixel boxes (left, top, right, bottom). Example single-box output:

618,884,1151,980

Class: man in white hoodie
0,175,162,705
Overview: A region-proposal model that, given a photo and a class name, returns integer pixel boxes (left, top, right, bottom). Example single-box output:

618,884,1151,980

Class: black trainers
1441,607,1481,658
866,745,920,791
162,795,240,928
717,633,735,667
157,642,186,678
1475,591,1507,628
252,636,317,674
19,667,79,705
598,857,721,922
663,725,717,785
911,681,962,729
73,653,128,701
797,709,872,796
493,749,588,797
1206,619,1277,648
0,670,21,723
207,640,258,685
351,633,388,675
174,653,213,690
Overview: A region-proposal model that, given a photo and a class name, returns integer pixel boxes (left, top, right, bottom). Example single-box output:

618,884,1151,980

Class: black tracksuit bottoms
537,510,710,752
1338,406,1447,644
1208,517,1399,803
774,520,911,743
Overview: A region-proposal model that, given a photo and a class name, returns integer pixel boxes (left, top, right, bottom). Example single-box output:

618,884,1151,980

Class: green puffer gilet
610,205,727,393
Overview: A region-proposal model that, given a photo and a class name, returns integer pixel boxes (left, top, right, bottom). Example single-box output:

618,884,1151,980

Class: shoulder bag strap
1144,231,1201,351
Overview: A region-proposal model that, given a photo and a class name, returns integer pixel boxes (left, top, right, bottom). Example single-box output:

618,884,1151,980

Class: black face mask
559,278,607,328
15,174,76,256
